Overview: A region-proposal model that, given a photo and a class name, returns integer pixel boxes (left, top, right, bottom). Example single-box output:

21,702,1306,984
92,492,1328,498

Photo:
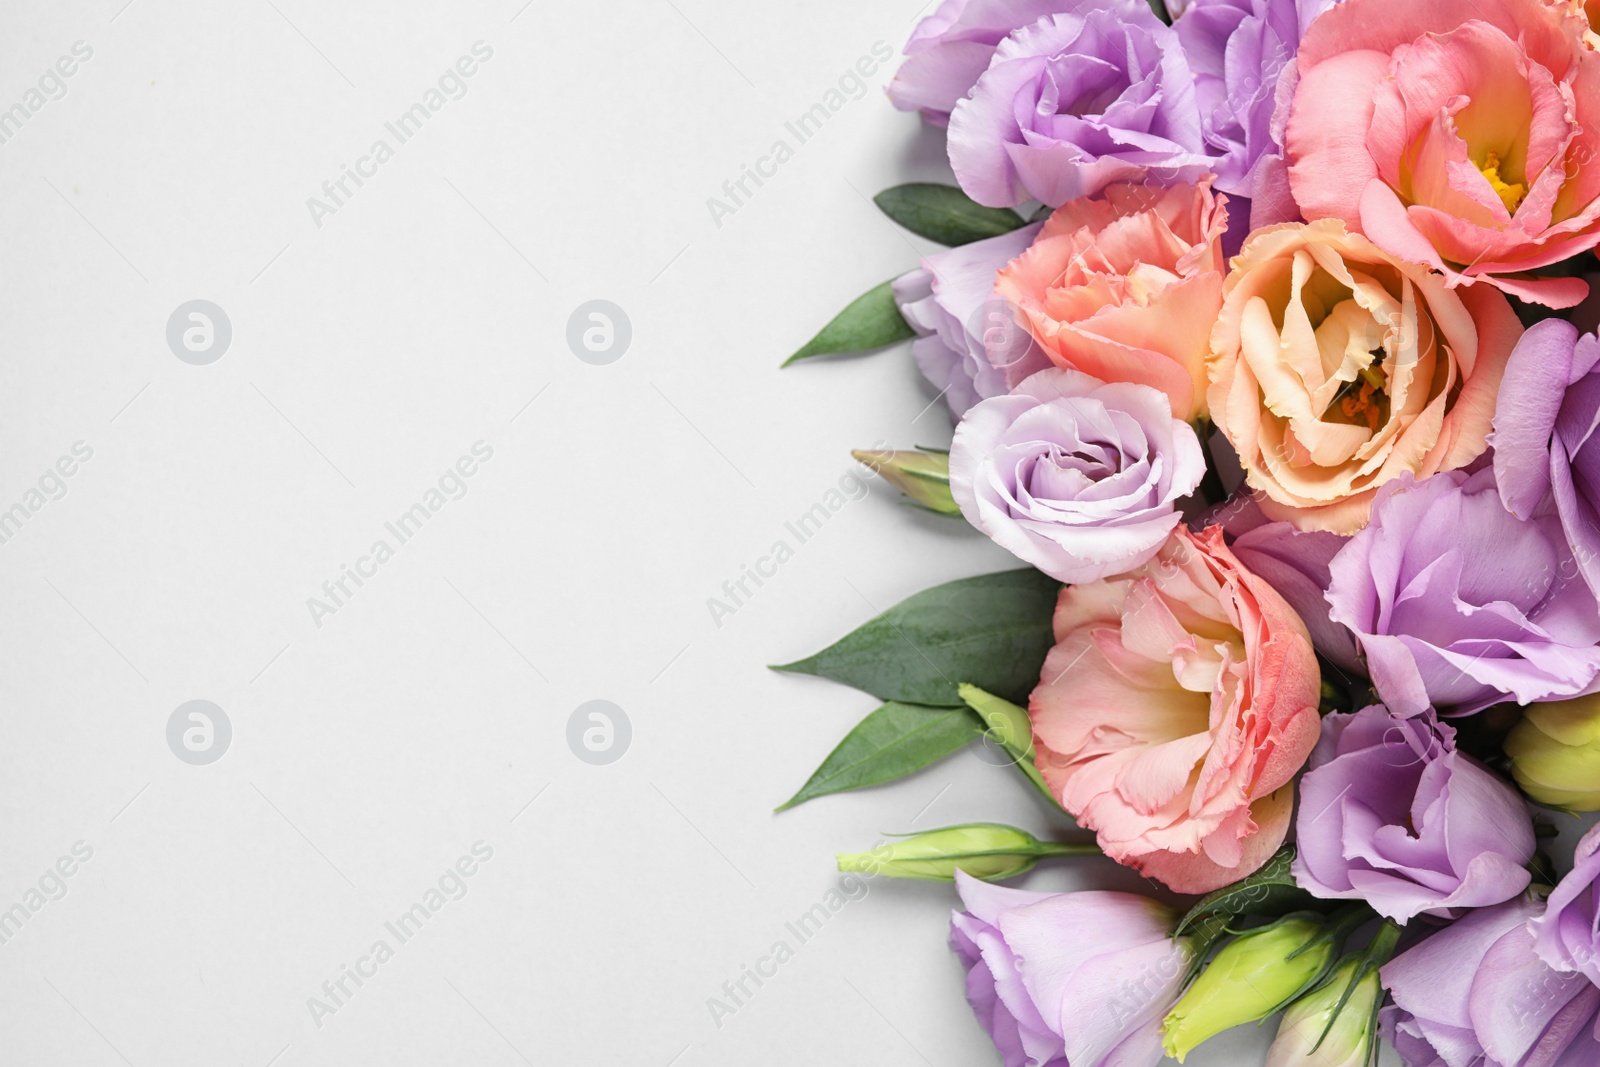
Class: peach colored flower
1286,0,1600,307
995,179,1228,422
1030,525,1321,895
1207,220,1522,534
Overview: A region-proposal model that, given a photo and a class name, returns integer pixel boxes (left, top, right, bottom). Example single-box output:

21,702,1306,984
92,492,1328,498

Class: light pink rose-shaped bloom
1286,0,1600,308
950,367,1206,584
1030,525,1322,895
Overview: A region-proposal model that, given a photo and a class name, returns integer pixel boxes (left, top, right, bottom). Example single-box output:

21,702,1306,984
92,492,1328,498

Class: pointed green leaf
777,702,983,810
872,183,1027,246
1175,845,1316,936
783,279,914,366
773,568,1061,706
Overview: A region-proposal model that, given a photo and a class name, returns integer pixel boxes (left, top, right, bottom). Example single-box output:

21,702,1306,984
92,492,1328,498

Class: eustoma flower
996,179,1228,422
886,0,1068,125
1292,704,1535,924
949,367,1205,583
892,222,1048,419
1532,823,1600,987
1172,0,1335,228
1325,469,1600,715
1207,220,1521,533
1285,0,1600,307
949,871,1194,1067
948,0,1212,208
1216,494,1362,678
1029,525,1320,894
1492,319,1600,600
1382,894,1600,1067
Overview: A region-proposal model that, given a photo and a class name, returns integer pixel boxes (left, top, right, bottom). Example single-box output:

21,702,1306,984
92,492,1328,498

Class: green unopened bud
1266,959,1380,1067
1506,694,1600,809
1162,916,1339,1062
835,822,1095,882
852,449,959,515
957,684,1056,805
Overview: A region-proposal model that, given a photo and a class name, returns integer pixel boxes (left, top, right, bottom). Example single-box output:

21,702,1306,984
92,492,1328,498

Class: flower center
1478,150,1526,214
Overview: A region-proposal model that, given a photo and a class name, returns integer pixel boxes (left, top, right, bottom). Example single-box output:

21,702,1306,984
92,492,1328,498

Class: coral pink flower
1285,0,1600,307
1029,525,1321,895
1207,220,1521,534
995,179,1228,422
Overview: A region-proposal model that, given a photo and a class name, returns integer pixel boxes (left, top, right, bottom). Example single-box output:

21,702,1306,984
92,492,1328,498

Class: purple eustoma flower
949,367,1205,583
1382,894,1600,1067
891,222,1049,419
1325,469,1600,716
1493,319,1600,603
1532,822,1600,989
1172,0,1335,227
947,0,1213,208
1292,704,1535,925
950,871,1192,1067
1215,493,1364,679
887,0,1073,125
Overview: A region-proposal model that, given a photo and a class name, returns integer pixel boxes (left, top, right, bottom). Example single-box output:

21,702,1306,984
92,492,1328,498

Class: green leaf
773,568,1061,706
777,702,982,810
783,279,914,366
1175,845,1317,936
872,183,1027,246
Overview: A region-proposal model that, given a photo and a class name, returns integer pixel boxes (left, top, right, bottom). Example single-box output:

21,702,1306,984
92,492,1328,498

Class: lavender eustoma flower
1215,493,1363,678
1532,822,1600,989
887,0,1072,125
891,222,1050,419
950,871,1193,1067
1493,319,1600,603
1172,0,1335,227
1325,469,1600,716
949,367,1205,583
1382,894,1600,1067
1292,704,1535,925
948,0,1213,208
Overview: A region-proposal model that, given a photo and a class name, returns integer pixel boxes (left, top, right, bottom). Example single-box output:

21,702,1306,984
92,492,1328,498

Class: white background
0,2,1421,1064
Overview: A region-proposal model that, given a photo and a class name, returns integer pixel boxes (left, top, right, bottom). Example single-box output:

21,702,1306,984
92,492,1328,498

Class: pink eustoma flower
1029,525,1321,894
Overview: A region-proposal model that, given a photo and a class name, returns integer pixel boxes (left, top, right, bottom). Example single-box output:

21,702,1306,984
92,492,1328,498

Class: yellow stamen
1479,150,1526,214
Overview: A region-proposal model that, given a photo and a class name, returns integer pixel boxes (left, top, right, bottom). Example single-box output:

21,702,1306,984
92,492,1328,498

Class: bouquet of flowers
774,0,1600,1064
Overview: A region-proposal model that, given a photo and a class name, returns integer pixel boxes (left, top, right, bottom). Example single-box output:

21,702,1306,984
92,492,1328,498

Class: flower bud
1266,959,1380,1067
1162,916,1337,1062
1506,694,1600,810
852,449,959,515
835,823,1093,882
